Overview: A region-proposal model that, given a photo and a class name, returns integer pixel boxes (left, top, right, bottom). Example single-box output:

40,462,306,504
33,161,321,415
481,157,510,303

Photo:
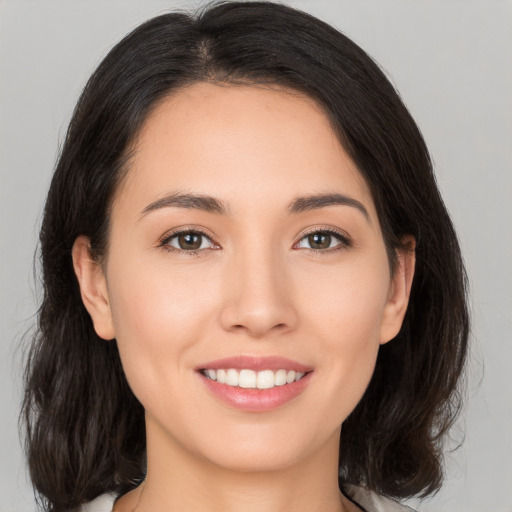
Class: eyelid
158,226,220,253
157,225,352,254
293,226,352,251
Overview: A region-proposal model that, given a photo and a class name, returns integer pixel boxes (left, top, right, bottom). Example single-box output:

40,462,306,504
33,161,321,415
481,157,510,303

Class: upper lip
196,355,312,373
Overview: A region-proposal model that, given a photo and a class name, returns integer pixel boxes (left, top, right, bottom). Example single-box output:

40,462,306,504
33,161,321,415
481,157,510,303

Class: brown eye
296,230,349,251
308,233,332,250
178,233,202,250
166,231,214,251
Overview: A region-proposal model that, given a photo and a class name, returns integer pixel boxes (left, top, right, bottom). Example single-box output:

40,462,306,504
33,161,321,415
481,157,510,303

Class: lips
196,356,313,412
196,355,312,372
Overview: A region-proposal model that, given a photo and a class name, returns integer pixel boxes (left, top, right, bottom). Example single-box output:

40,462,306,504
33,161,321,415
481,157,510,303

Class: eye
295,230,350,251
162,230,216,252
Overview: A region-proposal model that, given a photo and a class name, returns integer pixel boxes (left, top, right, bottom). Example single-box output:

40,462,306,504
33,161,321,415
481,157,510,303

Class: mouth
199,368,308,389
196,356,313,411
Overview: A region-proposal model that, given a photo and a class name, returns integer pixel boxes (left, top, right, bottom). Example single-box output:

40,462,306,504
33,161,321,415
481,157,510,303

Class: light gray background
1,1,511,510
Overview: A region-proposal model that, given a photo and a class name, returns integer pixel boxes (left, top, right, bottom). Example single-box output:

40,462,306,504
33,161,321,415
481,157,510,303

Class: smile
197,356,313,411
200,368,306,389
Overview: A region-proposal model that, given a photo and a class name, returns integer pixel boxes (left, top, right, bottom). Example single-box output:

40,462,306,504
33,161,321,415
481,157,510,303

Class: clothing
78,487,417,512
343,484,417,512
78,493,116,512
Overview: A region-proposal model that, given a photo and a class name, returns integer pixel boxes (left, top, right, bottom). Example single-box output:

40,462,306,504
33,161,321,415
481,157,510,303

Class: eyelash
159,228,218,257
158,227,352,256
295,227,352,253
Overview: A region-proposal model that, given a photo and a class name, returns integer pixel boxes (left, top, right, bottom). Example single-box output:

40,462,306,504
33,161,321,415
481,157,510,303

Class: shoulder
74,493,117,512
343,484,417,512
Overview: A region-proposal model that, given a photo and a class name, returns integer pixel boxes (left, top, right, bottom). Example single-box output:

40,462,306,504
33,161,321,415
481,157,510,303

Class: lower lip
199,372,313,412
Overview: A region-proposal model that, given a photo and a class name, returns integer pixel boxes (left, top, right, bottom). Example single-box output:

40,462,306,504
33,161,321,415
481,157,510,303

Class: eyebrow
140,192,228,218
139,191,369,221
288,193,370,221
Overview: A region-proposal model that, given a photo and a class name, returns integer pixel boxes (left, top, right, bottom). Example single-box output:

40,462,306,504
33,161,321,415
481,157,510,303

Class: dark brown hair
22,2,469,511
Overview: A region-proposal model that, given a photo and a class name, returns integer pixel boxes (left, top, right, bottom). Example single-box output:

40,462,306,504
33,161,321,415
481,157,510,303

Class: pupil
309,233,330,249
179,233,201,250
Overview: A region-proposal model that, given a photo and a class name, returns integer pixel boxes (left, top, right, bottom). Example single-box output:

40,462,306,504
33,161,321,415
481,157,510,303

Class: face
74,83,413,474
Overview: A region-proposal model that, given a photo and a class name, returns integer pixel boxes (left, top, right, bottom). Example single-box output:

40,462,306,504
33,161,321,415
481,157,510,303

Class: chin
191,420,339,474
204,445,308,474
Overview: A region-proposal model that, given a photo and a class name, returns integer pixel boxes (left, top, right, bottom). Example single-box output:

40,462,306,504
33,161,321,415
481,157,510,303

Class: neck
117,417,349,512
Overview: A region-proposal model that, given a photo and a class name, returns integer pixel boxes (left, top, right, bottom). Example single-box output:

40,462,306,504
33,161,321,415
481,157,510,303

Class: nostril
218,291,299,337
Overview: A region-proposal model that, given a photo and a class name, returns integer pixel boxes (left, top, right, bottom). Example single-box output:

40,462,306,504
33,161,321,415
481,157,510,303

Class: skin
73,83,415,512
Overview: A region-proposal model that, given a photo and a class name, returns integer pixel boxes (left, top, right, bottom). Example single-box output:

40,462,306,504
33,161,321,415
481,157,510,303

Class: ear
72,235,116,340
379,237,416,344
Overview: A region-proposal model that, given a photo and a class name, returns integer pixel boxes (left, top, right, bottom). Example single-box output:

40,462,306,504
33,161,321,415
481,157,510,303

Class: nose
219,247,298,338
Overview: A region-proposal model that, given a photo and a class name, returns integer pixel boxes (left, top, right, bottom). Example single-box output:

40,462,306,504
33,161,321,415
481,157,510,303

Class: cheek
105,256,220,402
109,251,218,332
299,255,390,411
300,252,390,345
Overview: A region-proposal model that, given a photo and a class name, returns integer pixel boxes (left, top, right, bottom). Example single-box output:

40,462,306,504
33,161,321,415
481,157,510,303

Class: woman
22,2,469,511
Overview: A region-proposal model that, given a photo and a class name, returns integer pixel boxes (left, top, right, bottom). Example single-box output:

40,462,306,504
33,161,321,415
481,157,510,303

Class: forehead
115,82,375,218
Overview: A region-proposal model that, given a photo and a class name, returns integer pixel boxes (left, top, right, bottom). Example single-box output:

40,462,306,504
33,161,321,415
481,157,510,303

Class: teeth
202,368,307,389
217,369,226,384
257,370,274,389
239,369,256,388
226,369,239,386
275,369,287,386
